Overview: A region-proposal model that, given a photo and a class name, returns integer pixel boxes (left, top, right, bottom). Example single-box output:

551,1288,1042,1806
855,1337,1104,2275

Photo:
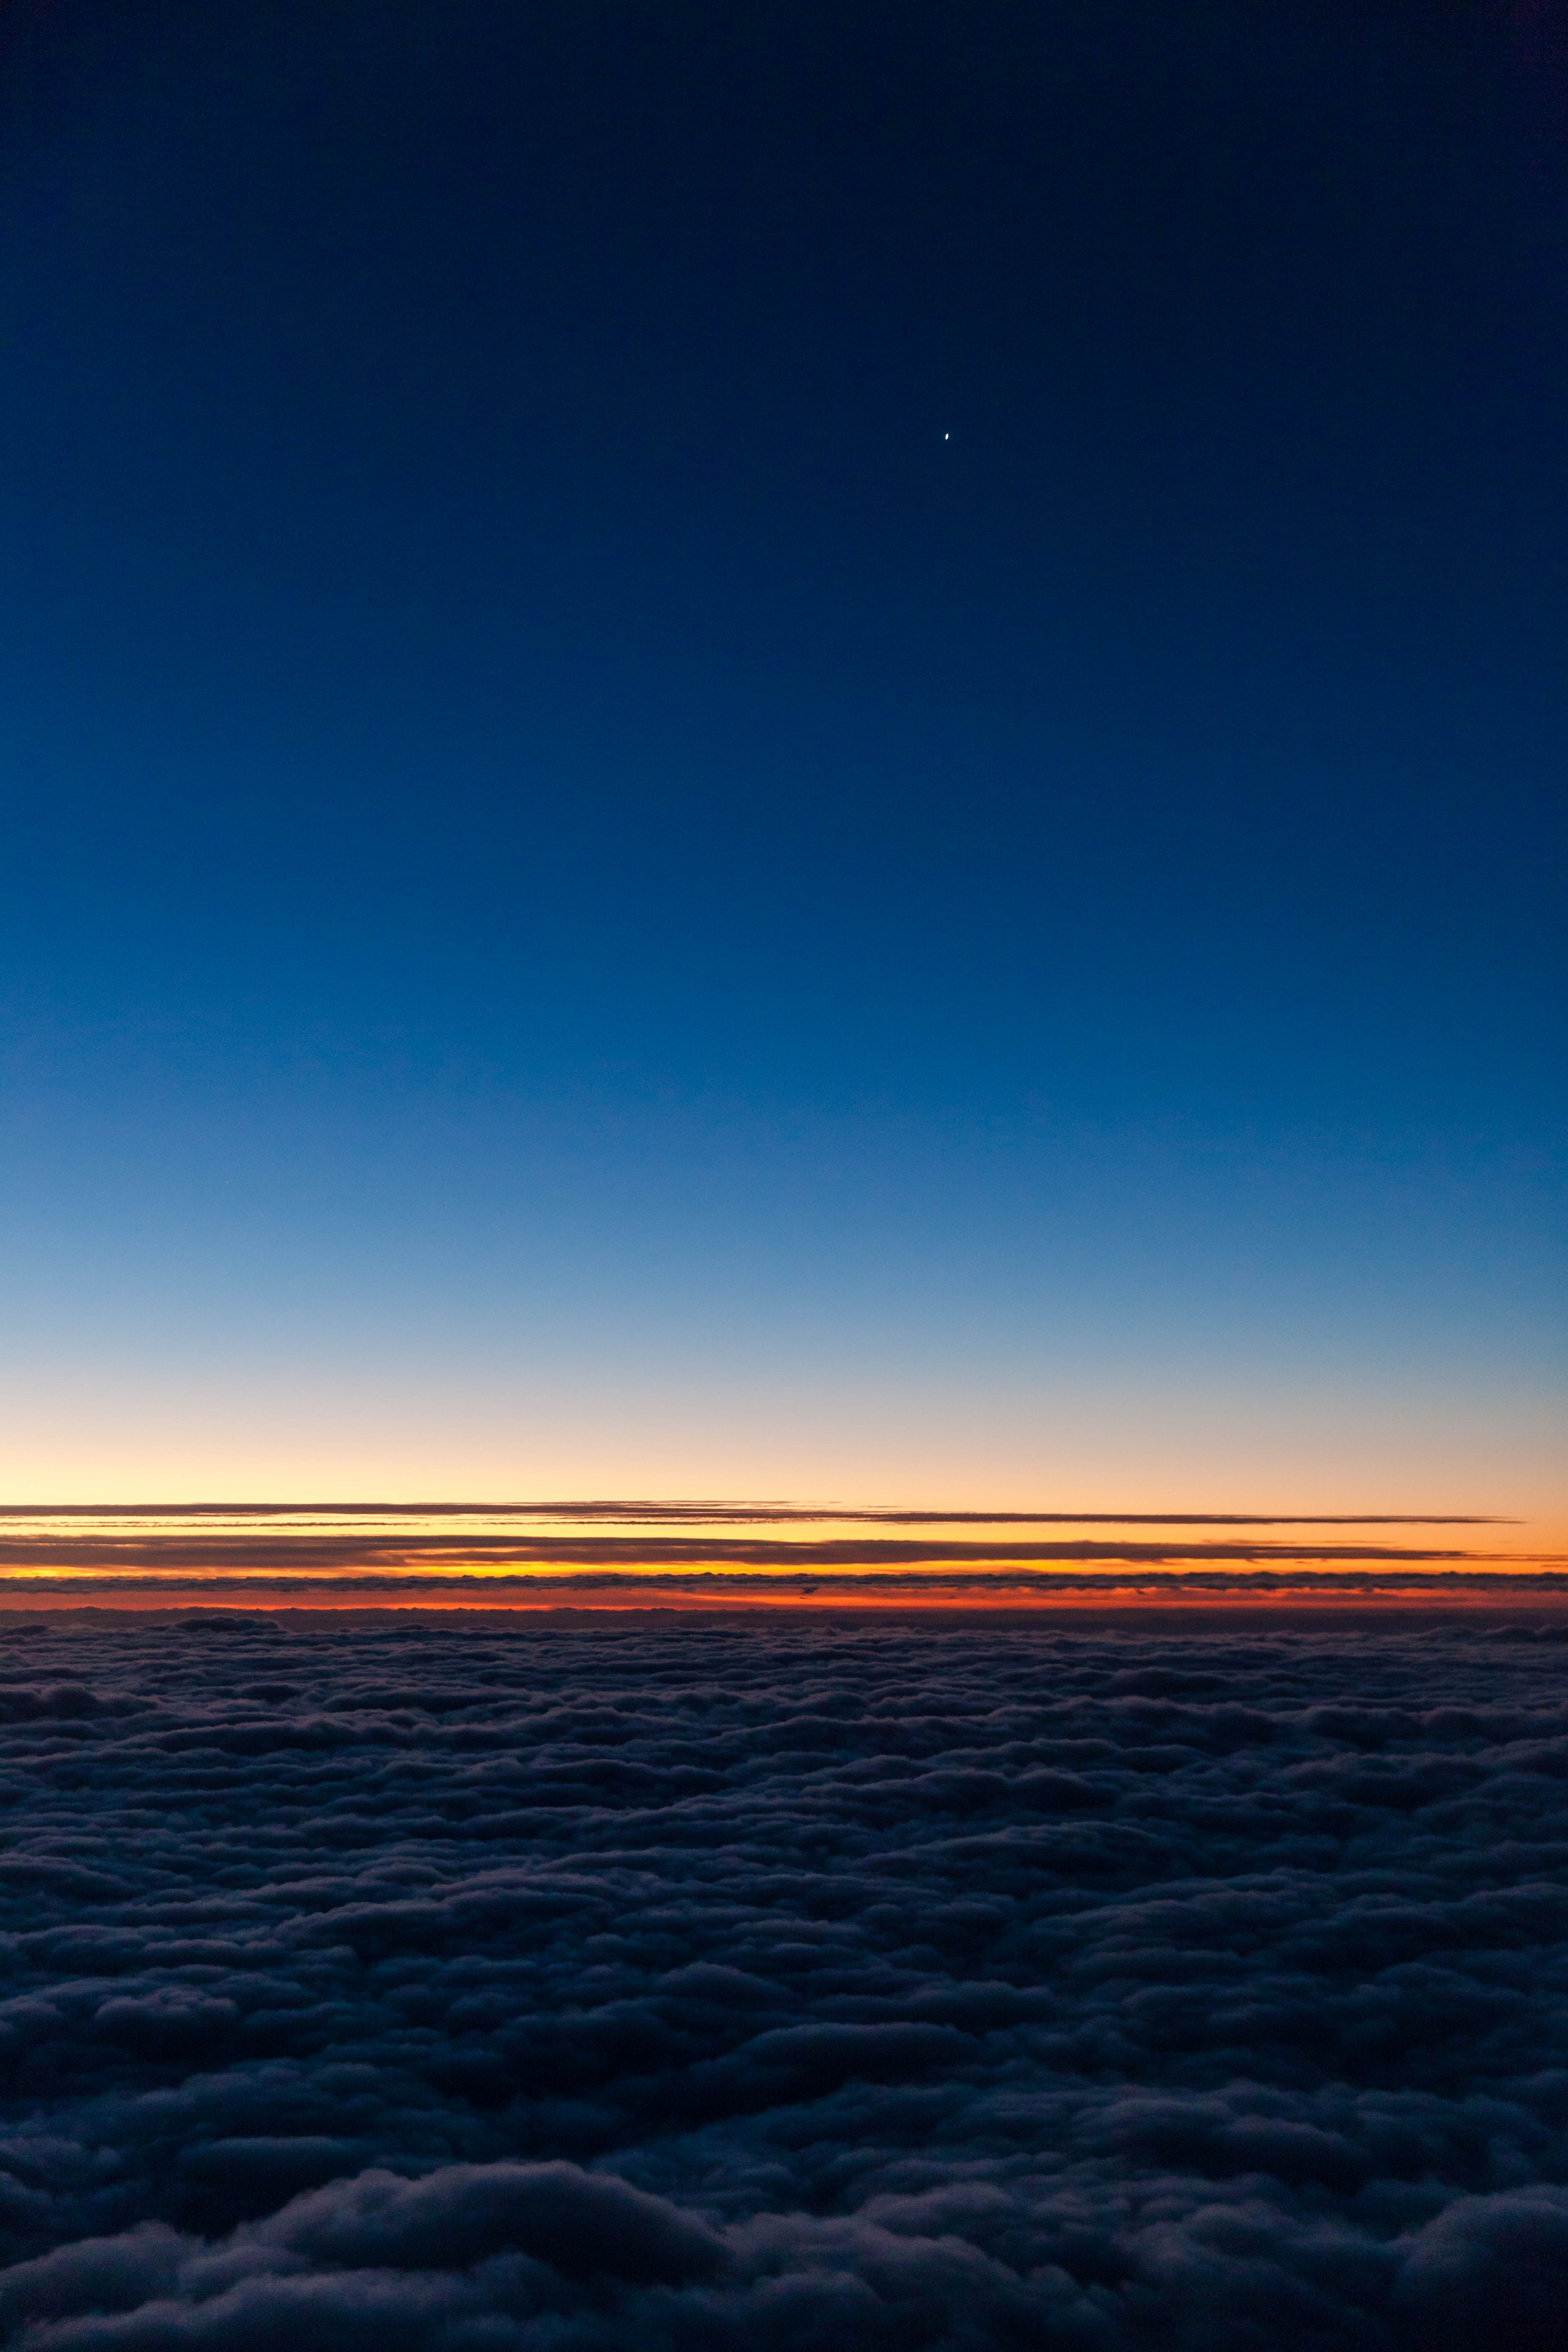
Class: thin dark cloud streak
0,1504,1509,1525
1,1571,1565,1603
0,1539,1541,1580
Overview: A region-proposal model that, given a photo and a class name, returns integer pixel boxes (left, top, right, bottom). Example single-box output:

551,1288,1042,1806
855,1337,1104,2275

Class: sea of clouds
0,1607,1564,2349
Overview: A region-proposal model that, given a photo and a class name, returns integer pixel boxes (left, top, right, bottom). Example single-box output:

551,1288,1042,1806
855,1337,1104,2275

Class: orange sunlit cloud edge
0,1500,1563,1610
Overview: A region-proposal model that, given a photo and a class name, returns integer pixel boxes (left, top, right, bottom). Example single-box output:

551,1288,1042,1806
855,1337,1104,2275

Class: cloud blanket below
0,1609,1565,2347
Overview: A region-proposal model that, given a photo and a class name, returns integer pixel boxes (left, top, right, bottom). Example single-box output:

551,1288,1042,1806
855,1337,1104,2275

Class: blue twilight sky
0,0,1563,1512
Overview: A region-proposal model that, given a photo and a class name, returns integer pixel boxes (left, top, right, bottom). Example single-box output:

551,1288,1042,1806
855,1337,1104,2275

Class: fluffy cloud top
0,1609,1565,2347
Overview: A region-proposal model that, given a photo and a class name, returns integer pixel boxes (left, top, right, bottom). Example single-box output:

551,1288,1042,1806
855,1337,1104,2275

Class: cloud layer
0,1609,1567,2346
1,1504,1551,1606
0,1499,1550,1602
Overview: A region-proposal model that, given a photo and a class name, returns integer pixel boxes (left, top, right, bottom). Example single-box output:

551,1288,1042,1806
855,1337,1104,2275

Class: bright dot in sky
944,431,949,440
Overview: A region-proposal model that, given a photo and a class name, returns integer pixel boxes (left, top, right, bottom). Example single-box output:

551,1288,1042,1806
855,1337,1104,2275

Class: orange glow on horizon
1,1502,1562,1612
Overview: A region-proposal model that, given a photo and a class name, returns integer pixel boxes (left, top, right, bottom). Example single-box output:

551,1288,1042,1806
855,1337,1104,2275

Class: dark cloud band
0,1504,1509,1524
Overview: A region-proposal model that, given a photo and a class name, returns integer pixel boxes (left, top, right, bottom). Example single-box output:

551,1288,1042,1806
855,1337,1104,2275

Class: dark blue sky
1,0,1562,1506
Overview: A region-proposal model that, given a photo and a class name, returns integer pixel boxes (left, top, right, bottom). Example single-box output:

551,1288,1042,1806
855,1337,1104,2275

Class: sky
0,0,1563,1543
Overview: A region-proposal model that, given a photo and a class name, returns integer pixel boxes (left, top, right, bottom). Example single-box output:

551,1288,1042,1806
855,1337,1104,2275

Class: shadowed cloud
0,1613,1566,2345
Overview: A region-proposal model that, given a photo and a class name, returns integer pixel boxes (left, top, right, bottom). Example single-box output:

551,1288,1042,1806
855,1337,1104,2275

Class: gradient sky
1,0,1563,1529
